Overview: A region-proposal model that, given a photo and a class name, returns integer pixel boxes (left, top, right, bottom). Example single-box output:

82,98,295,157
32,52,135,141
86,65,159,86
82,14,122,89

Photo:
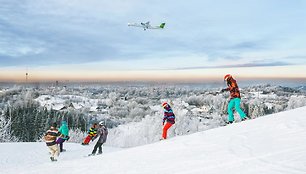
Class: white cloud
0,37,45,57
0,0,306,71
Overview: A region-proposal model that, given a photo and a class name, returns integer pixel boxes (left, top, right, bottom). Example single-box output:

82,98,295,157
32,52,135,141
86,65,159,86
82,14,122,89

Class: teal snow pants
228,98,246,122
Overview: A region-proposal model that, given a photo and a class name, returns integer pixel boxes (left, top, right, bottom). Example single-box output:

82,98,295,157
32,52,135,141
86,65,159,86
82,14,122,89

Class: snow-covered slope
2,107,306,174
0,143,121,174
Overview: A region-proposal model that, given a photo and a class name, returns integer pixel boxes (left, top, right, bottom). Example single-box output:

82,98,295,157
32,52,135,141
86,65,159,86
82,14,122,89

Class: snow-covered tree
287,96,306,110
68,128,87,143
0,116,18,142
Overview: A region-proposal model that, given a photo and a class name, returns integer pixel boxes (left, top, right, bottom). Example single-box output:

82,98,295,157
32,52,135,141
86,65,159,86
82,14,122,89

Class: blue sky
0,0,306,81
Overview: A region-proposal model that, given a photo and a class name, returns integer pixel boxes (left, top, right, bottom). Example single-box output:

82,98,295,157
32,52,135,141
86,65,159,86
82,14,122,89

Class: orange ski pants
83,135,92,144
162,122,173,139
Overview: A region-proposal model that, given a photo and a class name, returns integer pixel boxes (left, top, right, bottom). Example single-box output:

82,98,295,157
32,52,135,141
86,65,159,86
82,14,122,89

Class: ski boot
50,157,57,162
88,153,95,157
226,121,233,124
241,117,248,121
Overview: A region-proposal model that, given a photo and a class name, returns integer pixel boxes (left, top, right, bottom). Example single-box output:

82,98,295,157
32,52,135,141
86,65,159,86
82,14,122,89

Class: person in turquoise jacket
56,120,69,152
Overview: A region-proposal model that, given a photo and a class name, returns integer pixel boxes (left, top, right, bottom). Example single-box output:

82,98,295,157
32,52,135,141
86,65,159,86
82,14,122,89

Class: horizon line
1,77,306,84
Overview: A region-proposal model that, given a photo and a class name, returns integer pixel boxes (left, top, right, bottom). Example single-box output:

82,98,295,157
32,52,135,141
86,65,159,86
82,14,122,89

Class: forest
1,84,306,147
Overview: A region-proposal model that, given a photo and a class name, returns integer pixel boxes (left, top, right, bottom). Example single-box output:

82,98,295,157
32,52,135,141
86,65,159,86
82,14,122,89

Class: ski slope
2,106,306,174
0,142,121,174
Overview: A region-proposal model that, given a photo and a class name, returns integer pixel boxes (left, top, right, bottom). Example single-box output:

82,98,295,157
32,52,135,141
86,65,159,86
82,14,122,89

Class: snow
35,95,66,110
264,102,274,109
0,142,121,174
34,95,100,111
249,91,278,99
2,106,306,174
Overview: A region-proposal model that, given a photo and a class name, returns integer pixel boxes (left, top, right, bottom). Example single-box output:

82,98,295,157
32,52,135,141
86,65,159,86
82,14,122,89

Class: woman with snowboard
221,74,247,124
161,102,175,140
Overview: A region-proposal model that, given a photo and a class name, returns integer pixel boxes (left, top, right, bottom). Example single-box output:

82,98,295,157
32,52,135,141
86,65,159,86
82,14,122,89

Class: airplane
128,21,165,30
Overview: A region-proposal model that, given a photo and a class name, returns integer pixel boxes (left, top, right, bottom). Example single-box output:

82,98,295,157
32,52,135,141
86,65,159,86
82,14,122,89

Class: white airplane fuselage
128,22,165,31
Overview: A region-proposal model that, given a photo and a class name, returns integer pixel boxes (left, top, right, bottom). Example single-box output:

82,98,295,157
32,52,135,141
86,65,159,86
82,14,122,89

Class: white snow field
2,106,306,174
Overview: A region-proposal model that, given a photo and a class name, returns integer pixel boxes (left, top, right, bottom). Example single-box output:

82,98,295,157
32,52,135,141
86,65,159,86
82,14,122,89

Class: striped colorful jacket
225,78,241,99
87,127,98,137
44,128,60,146
163,105,175,124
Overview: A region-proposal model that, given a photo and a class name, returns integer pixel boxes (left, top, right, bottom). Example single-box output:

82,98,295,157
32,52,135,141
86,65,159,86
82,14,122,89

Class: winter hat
224,74,232,81
52,122,57,128
99,121,104,126
162,102,168,108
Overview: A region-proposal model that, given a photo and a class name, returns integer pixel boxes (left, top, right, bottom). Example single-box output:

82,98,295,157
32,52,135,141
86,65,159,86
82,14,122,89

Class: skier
89,121,108,156
82,123,98,145
44,123,60,162
56,120,69,152
161,102,175,140
221,74,247,124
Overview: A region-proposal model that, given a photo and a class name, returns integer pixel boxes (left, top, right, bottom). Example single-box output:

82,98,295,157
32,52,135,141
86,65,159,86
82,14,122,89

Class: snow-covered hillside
1,142,121,174
2,106,306,174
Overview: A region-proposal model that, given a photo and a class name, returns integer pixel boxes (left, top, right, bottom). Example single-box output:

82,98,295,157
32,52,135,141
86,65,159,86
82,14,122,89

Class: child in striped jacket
82,123,98,145
44,123,60,162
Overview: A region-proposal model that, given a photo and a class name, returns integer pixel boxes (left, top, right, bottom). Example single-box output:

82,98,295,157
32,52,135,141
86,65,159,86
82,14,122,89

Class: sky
0,0,306,82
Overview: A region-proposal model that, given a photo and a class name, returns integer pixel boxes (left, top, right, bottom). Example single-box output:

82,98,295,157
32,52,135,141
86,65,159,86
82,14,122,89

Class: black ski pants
92,142,103,154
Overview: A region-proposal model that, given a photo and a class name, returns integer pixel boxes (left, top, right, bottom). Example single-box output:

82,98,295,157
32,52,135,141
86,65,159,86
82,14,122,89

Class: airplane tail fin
160,23,166,29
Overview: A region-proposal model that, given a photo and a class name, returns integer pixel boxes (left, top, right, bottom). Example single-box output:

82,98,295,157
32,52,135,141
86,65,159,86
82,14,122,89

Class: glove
162,121,165,125
221,89,227,92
